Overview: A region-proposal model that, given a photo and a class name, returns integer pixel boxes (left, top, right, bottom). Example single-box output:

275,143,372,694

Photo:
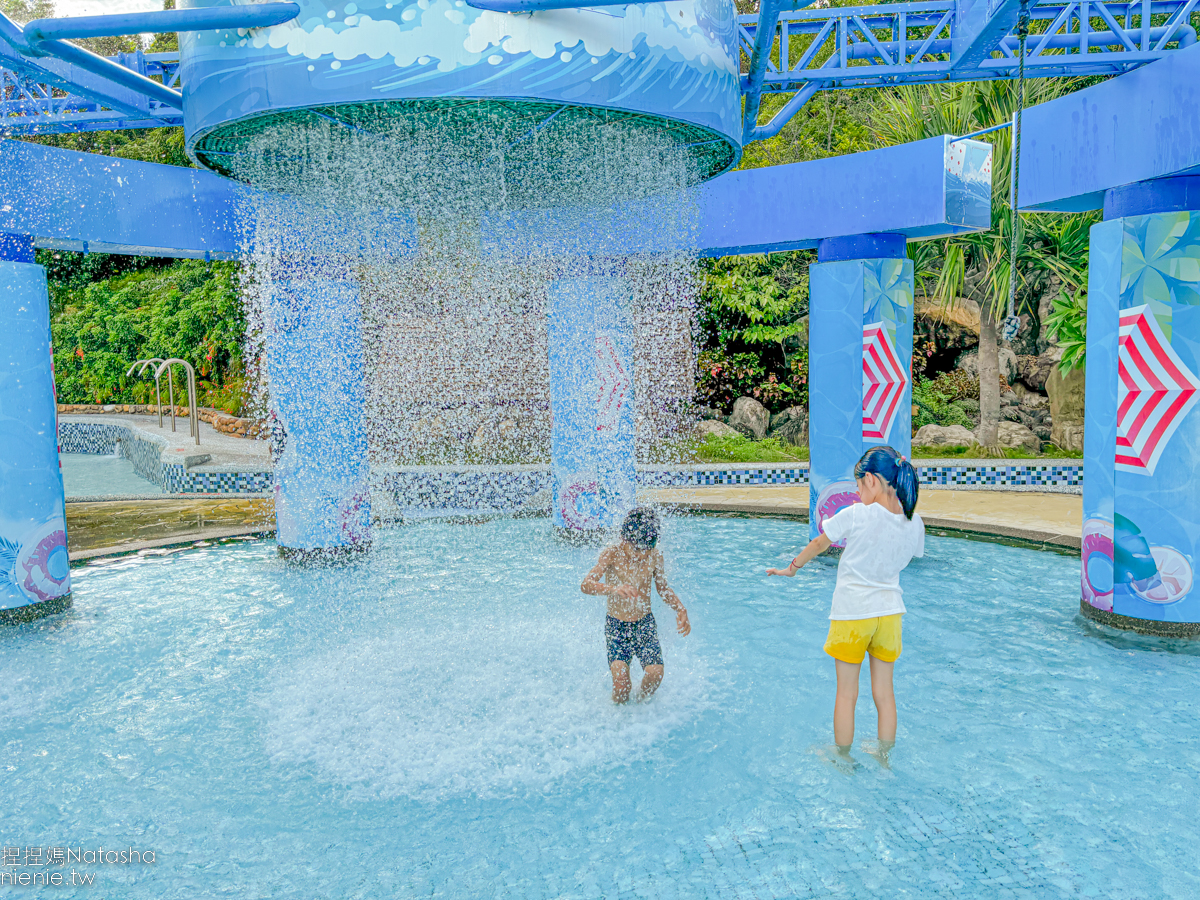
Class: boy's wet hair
854,445,919,519
621,507,659,550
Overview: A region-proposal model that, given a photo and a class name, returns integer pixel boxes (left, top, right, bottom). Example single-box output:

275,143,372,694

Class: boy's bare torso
595,544,661,621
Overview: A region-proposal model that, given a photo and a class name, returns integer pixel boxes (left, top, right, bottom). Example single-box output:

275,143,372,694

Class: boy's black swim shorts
605,613,664,667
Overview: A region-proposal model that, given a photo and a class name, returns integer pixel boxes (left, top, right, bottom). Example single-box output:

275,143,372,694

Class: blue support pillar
808,233,914,541
0,233,72,623
266,263,372,561
1080,176,1200,635
547,269,637,536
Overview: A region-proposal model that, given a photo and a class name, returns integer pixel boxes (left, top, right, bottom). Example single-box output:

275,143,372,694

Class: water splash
230,107,705,537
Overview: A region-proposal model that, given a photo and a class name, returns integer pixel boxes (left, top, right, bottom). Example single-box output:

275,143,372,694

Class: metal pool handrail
126,357,166,428
154,359,200,446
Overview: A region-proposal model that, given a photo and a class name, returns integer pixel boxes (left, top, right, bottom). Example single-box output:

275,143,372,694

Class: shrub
696,350,766,411
51,260,246,410
912,370,981,430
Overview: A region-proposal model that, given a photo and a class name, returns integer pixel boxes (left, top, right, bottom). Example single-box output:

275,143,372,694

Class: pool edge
1078,600,1200,637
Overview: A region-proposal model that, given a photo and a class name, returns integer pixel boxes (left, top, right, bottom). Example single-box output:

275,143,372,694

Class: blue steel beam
0,134,990,260
25,4,299,42
486,135,993,257
1016,43,1200,211
22,37,182,108
0,139,241,259
951,0,1025,68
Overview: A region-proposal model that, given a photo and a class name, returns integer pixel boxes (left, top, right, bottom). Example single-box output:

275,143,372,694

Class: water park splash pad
4,518,1200,898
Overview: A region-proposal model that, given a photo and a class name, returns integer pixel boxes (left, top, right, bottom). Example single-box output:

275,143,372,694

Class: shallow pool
59,453,162,498
1,517,1197,898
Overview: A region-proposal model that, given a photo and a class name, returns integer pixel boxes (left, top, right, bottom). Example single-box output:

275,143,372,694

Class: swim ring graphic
559,478,604,531
337,489,372,546
1080,518,1114,611
0,520,71,609
1099,513,1195,606
1132,545,1194,604
816,480,860,548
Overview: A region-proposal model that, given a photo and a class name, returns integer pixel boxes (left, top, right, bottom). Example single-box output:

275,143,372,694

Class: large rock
770,406,808,447
914,424,976,446
693,419,741,440
914,295,981,333
913,297,981,373
1016,352,1057,392
990,421,1042,453
957,347,1019,384
728,396,770,440
1047,364,1085,452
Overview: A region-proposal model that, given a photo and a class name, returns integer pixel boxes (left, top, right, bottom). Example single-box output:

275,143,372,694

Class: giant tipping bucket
179,0,742,195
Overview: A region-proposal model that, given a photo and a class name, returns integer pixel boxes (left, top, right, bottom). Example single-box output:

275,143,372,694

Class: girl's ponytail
854,445,920,519
891,455,919,519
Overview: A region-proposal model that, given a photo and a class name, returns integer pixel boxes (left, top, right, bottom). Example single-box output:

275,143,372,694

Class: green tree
871,80,1097,448
696,251,812,410
0,0,53,24
51,261,246,409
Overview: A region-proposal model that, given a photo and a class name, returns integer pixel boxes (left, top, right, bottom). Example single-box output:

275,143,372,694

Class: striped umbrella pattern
862,322,908,441
1116,304,1200,476
594,333,631,432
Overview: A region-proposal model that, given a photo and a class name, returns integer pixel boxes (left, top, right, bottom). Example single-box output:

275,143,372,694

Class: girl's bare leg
833,659,861,751
868,654,896,742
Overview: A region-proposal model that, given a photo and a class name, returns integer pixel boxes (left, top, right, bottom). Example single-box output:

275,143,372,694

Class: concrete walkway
640,485,1083,549
62,413,269,472
67,496,274,559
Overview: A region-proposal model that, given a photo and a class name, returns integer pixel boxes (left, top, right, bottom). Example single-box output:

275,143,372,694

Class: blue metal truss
741,0,1200,141
0,4,296,136
0,49,181,135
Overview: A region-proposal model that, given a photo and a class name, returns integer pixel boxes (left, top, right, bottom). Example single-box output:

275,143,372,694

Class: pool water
2,517,1198,898
59,453,162,498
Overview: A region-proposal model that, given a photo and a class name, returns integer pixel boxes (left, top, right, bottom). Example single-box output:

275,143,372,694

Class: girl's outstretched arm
767,533,831,576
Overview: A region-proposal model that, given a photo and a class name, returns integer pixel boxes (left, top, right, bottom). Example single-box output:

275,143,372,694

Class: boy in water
581,507,691,703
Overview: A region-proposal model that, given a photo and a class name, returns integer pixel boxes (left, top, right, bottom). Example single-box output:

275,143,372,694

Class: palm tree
872,81,1094,449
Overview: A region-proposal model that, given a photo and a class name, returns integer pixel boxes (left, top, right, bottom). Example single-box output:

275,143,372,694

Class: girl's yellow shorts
824,614,903,664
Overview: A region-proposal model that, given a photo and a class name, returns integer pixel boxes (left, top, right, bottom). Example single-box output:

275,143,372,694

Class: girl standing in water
767,446,923,765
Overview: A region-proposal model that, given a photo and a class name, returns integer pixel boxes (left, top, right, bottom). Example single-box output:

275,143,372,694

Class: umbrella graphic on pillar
595,334,631,432
862,322,908,441
1116,304,1200,476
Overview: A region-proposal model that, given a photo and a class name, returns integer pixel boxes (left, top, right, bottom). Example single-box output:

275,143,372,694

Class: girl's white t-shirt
820,501,925,620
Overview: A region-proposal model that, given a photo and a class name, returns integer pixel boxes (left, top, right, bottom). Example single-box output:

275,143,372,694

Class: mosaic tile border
161,465,274,494
58,425,1084,502
58,421,167,487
